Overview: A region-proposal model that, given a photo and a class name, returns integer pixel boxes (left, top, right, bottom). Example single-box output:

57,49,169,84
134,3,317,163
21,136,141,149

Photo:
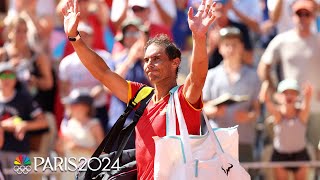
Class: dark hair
145,34,181,76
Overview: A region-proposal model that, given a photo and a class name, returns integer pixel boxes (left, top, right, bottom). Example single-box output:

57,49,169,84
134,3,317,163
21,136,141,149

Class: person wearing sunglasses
258,0,320,177
0,62,48,180
110,0,176,39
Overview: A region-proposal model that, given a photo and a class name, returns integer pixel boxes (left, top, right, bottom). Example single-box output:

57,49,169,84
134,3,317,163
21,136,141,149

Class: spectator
206,0,253,68
110,0,176,38
0,16,54,112
0,62,48,180
261,79,312,180
59,21,114,133
203,27,260,163
109,19,150,147
258,0,320,154
0,15,55,115
56,89,104,179
267,0,319,33
111,19,149,85
6,0,55,54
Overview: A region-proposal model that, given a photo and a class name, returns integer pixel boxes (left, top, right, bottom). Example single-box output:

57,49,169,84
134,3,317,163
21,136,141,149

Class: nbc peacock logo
13,155,32,175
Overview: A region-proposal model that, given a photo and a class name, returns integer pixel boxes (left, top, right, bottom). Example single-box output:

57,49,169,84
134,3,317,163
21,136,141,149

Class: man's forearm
190,35,208,80
184,34,208,104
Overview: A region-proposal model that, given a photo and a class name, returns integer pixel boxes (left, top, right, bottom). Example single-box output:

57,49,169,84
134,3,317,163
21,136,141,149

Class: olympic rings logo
13,165,32,174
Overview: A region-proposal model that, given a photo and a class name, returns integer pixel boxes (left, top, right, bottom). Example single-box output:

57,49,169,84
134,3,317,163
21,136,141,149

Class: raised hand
188,0,216,38
61,0,80,37
303,83,313,101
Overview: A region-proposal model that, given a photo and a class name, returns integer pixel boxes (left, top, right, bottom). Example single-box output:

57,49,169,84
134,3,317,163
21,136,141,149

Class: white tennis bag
153,88,250,180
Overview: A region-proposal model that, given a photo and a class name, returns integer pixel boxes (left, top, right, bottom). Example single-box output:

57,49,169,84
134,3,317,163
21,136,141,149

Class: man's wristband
68,31,81,42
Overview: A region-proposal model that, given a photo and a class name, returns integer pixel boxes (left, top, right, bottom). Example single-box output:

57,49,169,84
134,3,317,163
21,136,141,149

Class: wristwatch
68,31,81,41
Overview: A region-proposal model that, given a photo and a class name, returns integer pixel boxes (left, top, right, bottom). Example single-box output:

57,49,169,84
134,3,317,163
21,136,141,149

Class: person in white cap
261,79,312,180
258,0,320,159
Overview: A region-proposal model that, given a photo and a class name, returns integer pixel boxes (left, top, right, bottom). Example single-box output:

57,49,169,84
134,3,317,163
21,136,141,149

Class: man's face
293,9,315,30
219,37,244,60
143,44,179,83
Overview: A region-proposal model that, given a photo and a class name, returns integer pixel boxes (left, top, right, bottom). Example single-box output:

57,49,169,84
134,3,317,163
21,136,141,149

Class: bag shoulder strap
85,86,154,179
109,89,154,167
91,85,154,158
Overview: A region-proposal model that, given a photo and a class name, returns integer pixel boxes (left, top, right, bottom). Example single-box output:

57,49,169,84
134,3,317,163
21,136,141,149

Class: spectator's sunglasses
124,31,140,38
0,72,16,80
132,6,146,13
295,11,312,18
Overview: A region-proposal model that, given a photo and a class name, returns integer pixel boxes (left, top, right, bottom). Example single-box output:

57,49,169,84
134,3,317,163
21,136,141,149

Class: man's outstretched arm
61,0,129,103
183,0,216,105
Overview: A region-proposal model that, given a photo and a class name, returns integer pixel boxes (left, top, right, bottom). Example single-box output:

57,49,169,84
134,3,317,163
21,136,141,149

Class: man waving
61,0,216,179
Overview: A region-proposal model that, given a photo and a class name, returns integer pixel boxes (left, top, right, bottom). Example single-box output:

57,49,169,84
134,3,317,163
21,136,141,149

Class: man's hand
183,0,217,105
61,0,81,37
303,83,313,102
188,0,216,38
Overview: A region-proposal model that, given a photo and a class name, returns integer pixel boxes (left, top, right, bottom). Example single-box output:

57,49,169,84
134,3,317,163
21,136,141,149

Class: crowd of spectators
0,0,319,179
